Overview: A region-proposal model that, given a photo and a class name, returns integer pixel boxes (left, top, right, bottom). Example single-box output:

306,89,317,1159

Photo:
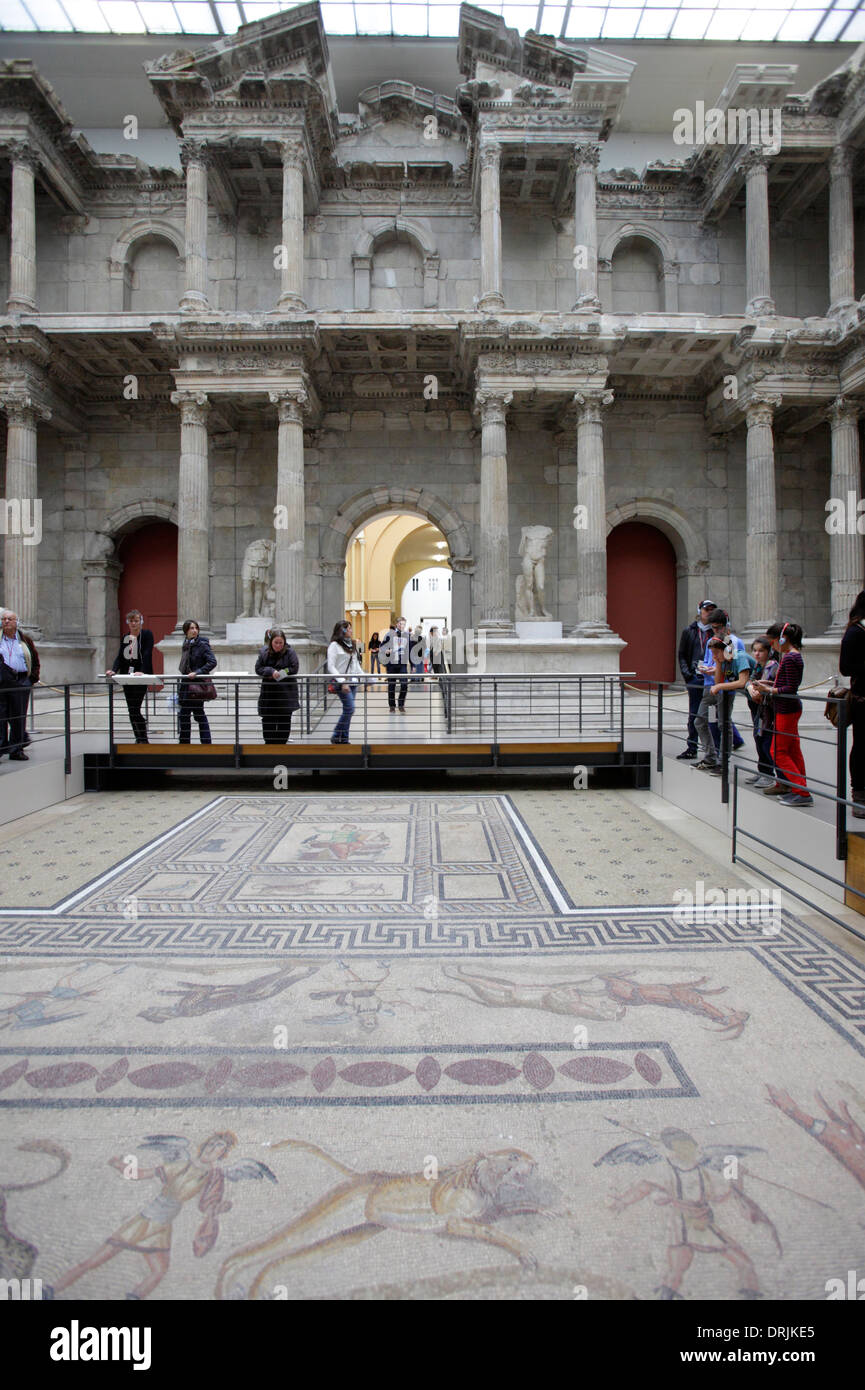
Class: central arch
321,487,473,568
321,487,473,645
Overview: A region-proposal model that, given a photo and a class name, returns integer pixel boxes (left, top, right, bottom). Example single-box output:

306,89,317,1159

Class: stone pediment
147,3,337,132
457,4,634,134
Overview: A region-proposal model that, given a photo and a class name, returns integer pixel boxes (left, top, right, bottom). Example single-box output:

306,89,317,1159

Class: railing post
234,682,241,768
363,676,368,746
719,689,730,805
305,675,310,735
836,695,848,861
619,677,624,749
108,679,115,768
656,682,663,772
731,762,739,862
64,684,72,776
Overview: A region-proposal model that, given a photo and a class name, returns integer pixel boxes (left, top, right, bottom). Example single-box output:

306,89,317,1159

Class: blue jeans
370,653,381,674
333,684,355,741
685,681,703,753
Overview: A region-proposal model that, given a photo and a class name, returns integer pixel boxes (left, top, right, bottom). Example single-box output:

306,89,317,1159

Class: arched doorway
607,520,676,683
117,522,178,675
344,513,452,667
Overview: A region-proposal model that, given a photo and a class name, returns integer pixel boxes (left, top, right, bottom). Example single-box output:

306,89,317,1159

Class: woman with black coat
255,628,300,743
177,619,217,744
839,590,865,818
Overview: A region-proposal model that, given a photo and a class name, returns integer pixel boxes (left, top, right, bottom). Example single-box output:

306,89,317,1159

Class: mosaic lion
215,1140,542,1300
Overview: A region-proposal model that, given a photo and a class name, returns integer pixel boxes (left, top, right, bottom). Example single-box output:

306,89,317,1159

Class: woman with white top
326,620,362,744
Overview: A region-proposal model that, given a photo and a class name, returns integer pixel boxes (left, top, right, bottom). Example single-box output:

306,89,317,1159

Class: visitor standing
177,619,217,745
0,610,35,761
839,591,865,819
677,599,717,760
106,609,155,743
327,620,361,744
256,628,299,743
386,617,410,714
755,622,812,807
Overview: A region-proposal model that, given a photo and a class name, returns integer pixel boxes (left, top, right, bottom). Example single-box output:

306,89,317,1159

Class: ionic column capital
269,387,309,425
180,139,213,169
0,392,51,427
475,389,512,426
573,388,613,424
744,393,781,428
572,143,601,173
171,390,210,425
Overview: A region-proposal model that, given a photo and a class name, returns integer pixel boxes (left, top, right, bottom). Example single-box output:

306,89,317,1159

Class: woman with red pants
755,622,812,808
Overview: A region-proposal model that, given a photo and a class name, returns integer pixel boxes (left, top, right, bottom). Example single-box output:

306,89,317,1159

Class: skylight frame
1,0,864,43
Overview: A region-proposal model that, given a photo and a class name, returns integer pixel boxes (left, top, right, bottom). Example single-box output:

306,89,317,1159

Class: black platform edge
84,748,650,788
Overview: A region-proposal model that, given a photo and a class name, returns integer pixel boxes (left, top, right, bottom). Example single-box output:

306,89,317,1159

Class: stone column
6,141,38,313
828,144,855,314
179,140,211,312
572,144,601,312
743,150,775,317
276,139,306,312
478,142,505,313
171,391,210,629
0,392,50,637
569,389,614,636
743,394,781,635
269,388,309,636
476,389,513,629
826,397,863,633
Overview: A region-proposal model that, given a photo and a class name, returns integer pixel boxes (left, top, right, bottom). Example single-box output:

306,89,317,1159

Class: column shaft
829,145,855,312
744,153,775,316
573,145,600,311
476,390,512,628
0,395,49,635
478,143,504,312
8,147,37,313
570,390,613,635
744,396,780,634
171,392,210,627
270,389,309,636
180,142,210,311
827,399,863,632
277,140,306,311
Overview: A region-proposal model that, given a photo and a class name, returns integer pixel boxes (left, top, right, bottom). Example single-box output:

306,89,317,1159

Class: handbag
186,677,218,702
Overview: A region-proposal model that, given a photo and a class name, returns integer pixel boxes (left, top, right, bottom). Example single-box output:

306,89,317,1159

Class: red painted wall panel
607,521,677,684
117,523,178,676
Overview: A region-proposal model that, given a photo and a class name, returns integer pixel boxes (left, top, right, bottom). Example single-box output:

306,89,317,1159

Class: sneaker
744,773,763,785
852,803,865,820
676,750,698,761
762,783,786,796
9,751,28,761
779,792,813,807
751,776,775,789
696,758,719,771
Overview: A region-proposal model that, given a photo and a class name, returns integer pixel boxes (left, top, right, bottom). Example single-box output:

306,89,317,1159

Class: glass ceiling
1,0,864,43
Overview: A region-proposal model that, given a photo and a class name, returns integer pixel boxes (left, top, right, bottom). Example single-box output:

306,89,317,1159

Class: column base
275,295,307,312
568,621,615,639
572,296,602,313
828,297,856,317
479,618,515,634
179,293,210,313
6,297,37,314
745,297,776,317
740,621,774,638
477,293,505,313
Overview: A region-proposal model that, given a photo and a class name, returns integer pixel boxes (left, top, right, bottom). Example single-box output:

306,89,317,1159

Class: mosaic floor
0,790,863,1301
